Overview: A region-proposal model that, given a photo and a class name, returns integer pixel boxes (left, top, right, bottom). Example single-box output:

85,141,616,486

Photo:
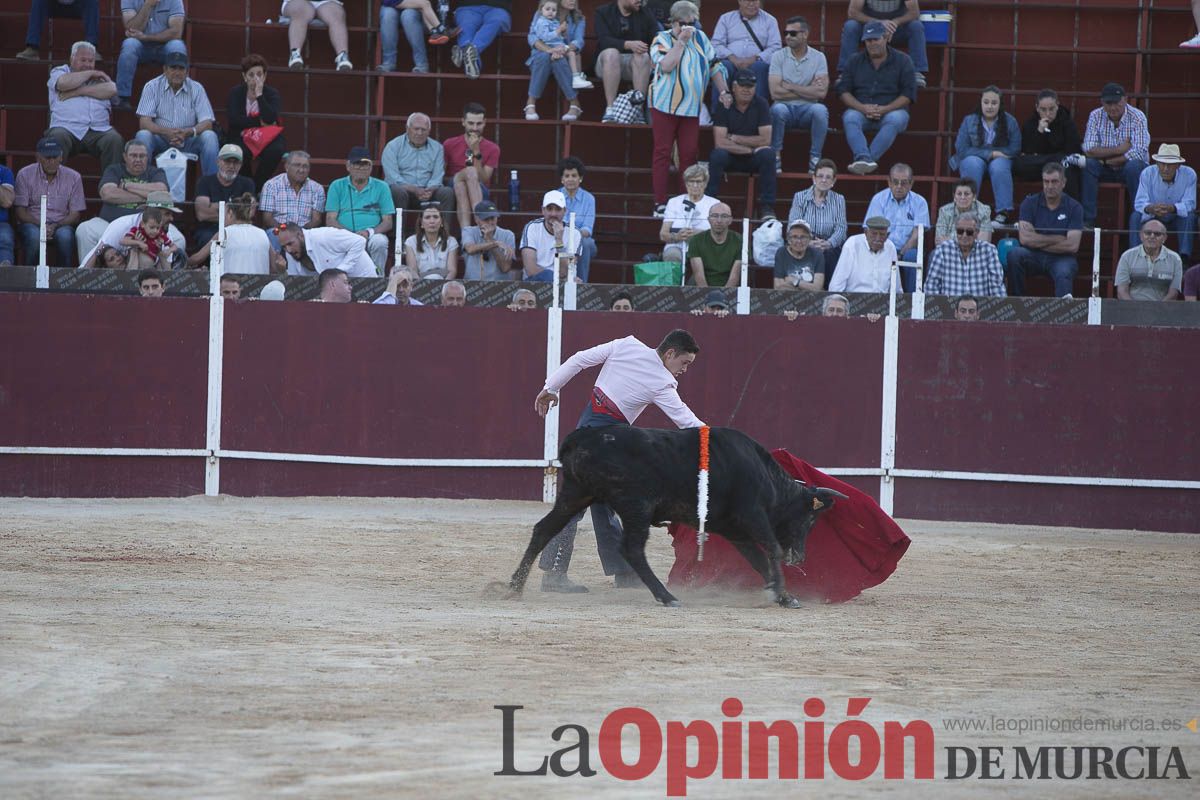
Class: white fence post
204,202,227,496
36,195,49,288
736,216,750,314
911,224,925,320
564,212,578,311
1088,226,1102,325
542,305,564,502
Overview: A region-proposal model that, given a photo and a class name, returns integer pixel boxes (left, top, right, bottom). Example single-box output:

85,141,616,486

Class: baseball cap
733,69,757,87
474,200,500,219
704,289,730,310
541,190,567,208
346,146,373,163
1100,82,1125,102
36,137,63,157
145,190,183,212
164,50,189,68
865,215,890,230
218,144,244,161
787,219,813,235
862,21,887,40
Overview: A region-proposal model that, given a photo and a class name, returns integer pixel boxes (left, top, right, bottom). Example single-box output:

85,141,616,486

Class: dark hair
785,15,809,28
972,85,1010,149
558,0,582,26
137,269,162,285
228,192,256,223
956,294,978,307
610,291,633,309
657,329,700,356
95,244,125,269
1042,161,1066,179
240,53,268,74
220,274,241,286
318,268,349,293
954,177,978,195
1037,88,1059,103
463,102,486,117
415,206,449,255
558,155,586,179
142,207,166,225
813,158,837,176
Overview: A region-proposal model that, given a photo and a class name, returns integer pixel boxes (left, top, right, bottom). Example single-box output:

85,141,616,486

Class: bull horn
817,488,849,501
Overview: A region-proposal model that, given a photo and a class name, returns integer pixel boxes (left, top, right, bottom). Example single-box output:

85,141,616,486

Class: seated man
558,157,597,282
0,163,14,265
133,51,219,177
442,103,501,230
953,294,980,321
381,112,456,215
829,216,897,293
1115,219,1182,302
138,269,165,296
837,20,917,175
316,268,353,303
509,288,538,310
1130,144,1195,261
924,213,1006,297
1005,162,1083,297
114,0,187,111
440,280,467,307
326,146,396,275
711,0,781,107
706,70,776,221
44,41,122,172
686,202,743,287
610,291,634,311
1081,83,1150,228
768,15,829,174
17,0,100,59
864,162,929,292
460,201,516,281
76,139,174,261
773,219,824,291
79,191,185,269
1184,264,1200,300
276,222,379,278
374,266,424,306
260,150,325,250
594,0,658,123
13,138,86,267
839,0,928,87
520,190,583,281
193,145,255,249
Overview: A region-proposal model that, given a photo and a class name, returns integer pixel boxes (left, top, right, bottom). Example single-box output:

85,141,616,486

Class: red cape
667,450,910,603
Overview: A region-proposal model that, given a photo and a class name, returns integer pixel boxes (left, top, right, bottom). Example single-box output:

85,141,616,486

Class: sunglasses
955,228,976,235
785,30,806,36
1141,230,1166,237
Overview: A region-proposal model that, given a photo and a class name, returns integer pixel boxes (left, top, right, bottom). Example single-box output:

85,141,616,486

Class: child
525,0,582,122
121,208,176,270
380,0,451,46
559,0,591,89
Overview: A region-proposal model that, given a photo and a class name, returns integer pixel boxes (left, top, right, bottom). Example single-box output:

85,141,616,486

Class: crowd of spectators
4,0,1198,308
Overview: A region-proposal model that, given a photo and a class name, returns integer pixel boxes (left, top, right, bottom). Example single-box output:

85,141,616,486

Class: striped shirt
788,187,847,247
1082,104,1150,165
13,163,86,225
650,28,724,118
260,174,326,226
925,239,1007,297
135,75,215,129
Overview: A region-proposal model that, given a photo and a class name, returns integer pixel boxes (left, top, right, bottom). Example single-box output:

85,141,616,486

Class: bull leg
726,539,773,587
741,513,802,609
616,517,679,607
508,487,593,595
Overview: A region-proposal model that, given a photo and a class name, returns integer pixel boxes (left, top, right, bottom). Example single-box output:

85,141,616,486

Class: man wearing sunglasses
768,15,829,175
925,213,1006,297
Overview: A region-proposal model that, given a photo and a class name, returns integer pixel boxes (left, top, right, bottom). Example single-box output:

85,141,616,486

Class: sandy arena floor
1,496,1197,799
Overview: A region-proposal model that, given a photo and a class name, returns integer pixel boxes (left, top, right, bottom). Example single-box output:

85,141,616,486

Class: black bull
507,426,847,607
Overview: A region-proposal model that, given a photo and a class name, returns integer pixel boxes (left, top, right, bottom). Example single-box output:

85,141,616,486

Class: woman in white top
187,193,274,274
658,163,719,262
404,206,459,279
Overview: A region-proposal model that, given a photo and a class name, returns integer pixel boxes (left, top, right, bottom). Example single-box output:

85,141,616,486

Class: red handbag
241,124,284,158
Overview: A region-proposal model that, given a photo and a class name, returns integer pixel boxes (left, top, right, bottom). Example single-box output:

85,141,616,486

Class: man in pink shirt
534,329,704,593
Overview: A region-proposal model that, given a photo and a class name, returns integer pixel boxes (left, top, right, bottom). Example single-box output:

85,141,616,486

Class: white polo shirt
285,226,377,278
829,233,899,293
519,217,582,278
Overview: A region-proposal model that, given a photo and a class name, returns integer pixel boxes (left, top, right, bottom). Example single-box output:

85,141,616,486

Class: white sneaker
1063,153,1086,169
848,158,871,175
335,51,353,71
1180,33,1200,48
572,72,593,89
288,49,304,69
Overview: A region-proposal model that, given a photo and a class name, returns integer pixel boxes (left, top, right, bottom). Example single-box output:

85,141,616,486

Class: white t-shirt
221,224,272,275
519,218,582,277
829,233,899,293
404,234,460,279
663,193,719,234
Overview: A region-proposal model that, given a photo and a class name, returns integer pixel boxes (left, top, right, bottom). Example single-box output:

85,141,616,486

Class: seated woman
283,0,354,71
523,0,582,122
90,243,128,269
187,193,274,274
225,55,287,193
658,164,720,263
950,85,1021,224
404,206,460,279
787,158,847,282
934,177,993,246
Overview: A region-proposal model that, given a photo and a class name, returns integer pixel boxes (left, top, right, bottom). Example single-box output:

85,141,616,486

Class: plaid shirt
1082,104,1150,165
925,239,1007,297
259,173,325,226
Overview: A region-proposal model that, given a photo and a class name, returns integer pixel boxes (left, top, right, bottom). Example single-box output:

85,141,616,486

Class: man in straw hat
1130,143,1195,261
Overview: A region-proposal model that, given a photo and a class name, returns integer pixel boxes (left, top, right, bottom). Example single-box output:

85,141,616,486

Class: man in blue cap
836,19,917,175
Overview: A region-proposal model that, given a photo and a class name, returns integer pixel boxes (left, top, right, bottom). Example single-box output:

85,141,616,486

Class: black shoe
541,571,589,593
993,210,1012,226
111,97,133,113
613,571,644,589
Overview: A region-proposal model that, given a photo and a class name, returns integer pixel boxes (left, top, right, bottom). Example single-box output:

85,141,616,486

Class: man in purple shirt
13,138,87,267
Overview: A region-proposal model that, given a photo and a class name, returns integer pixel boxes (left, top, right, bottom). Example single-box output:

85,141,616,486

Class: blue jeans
897,246,917,293
578,236,596,282
380,6,429,71
1005,245,1078,297
769,102,829,160
839,19,928,72
116,38,188,99
18,222,76,267
25,0,99,46
1081,157,1147,224
959,154,1014,212
134,129,221,176
707,147,777,207
455,6,512,55
843,108,909,162
0,221,14,264
1129,210,1193,258
527,51,577,100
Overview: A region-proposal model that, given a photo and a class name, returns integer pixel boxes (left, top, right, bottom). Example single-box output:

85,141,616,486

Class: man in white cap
275,222,378,279
519,190,582,281
1130,144,1195,261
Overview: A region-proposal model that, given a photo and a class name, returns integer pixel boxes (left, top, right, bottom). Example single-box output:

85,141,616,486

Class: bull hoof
777,594,802,609
482,580,523,600
663,599,681,607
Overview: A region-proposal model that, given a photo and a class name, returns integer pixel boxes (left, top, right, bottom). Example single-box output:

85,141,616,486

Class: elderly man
829,216,897,293
594,0,658,122
558,157,597,282
114,0,187,111
822,293,850,316
374,266,424,306
76,139,171,261
260,150,325,248
954,294,980,321
276,222,378,279
43,41,122,171
326,146,396,275
460,200,516,281
1005,162,1083,297
837,20,917,175
711,0,782,107
14,137,86,267
839,0,928,88
442,102,501,230
707,70,777,221
687,202,743,287
1130,144,1195,261
440,280,468,307
925,213,1006,297
17,0,100,59
865,162,929,291
509,288,538,310
520,190,583,282
1115,219,1183,302
768,15,829,175
133,51,219,176
191,144,256,249
381,112,457,214
1081,82,1151,228
79,190,185,268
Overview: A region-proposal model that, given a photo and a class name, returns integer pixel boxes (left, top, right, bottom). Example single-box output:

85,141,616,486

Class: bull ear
811,487,849,510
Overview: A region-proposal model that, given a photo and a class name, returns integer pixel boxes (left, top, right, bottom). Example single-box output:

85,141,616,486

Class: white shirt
285,226,377,278
373,292,424,306
663,193,719,234
404,234,460,279
829,233,899,293
81,212,155,267
519,217,582,276
221,224,272,275
543,336,704,429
